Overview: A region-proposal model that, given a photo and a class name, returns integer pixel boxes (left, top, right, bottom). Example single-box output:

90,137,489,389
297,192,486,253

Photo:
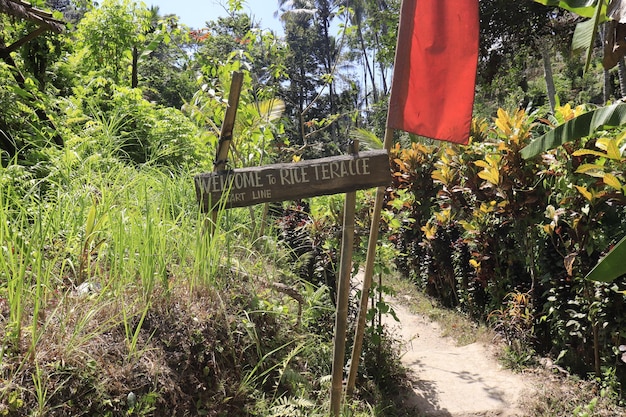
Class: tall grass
0,102,382,415
0,178,63,360
0,184,28,353
0,143,236,396
0,96,408,415
0,146,398,416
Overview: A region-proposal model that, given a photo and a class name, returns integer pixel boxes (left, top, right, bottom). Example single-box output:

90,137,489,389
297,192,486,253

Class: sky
148,0,284,33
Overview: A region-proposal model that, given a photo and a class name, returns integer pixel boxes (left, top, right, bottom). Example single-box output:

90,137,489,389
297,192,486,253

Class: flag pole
347,0,478,397
345,127,393,397
345,0,408,395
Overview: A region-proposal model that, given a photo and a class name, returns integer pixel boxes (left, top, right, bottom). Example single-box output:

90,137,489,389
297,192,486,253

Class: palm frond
350,128,383,150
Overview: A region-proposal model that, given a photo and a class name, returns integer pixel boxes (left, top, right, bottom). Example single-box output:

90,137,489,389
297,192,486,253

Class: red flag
387,0,479,145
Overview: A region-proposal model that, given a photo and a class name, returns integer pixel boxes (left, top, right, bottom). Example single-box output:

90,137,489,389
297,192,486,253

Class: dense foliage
1,0,626,415
385,106,626,394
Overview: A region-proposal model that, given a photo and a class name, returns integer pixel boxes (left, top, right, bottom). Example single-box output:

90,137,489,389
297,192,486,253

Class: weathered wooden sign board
195,149,390,211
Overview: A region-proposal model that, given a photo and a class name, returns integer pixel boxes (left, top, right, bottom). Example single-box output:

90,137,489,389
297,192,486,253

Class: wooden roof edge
0,0,65,33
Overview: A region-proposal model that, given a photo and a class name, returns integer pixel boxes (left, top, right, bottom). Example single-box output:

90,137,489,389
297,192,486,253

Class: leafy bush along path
381,294,531,416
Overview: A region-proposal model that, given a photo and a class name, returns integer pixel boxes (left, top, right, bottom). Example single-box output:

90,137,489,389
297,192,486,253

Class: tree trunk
376,35,388,94
320,11,337,137
540,43,557,113
604,69,612,104
618,58,626,98
603,23,613,104
356,22,378,103
132,46,139,88
362,53,369,109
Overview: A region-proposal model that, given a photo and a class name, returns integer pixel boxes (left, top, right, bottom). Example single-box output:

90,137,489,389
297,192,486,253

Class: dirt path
381,295,532,416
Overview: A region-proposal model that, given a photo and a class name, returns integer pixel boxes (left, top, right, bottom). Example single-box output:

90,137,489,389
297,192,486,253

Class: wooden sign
195,150,390,211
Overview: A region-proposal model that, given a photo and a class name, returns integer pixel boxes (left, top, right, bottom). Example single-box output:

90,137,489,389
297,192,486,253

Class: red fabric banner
387,0,479,145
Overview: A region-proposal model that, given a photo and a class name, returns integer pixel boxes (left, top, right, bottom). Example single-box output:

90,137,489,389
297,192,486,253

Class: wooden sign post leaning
329,139,359,417
195,148,389,415
208,71,244,233
196,73,391,416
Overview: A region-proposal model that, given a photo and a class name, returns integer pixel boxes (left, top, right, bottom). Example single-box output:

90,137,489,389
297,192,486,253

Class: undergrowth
0,145,405,416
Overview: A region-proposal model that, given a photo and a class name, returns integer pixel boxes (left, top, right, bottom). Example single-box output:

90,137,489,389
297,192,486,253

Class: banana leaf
351,128,383,149
521,102,626,159
586,235,626,282
536,0,607,72
534,0,602,18
572,3,604,72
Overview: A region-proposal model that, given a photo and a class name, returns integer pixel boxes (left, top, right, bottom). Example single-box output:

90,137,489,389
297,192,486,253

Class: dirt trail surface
382,295,533,416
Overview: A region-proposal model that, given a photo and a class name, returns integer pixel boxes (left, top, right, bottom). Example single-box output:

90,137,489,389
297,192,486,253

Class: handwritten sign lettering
195,150,390,210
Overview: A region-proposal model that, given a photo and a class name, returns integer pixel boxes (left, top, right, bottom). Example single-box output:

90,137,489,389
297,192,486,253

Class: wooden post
214,72,244,172
346,128,394,397
330,140,359,416
208,71,244,232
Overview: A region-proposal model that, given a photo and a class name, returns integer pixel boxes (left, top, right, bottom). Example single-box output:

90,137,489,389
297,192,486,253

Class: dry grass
520,368,626,417
383,271,493,346
0,278,270,416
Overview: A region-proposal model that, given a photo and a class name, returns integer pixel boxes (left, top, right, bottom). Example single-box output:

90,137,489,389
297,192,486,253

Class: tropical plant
381,103,626,394
73,0,164,86
521,102,626,283
184,16,287,169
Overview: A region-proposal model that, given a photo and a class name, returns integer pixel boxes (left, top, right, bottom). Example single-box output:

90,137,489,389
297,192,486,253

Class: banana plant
536,0,626,71
520,101,626,282
521,102,626,159
586,235,626,281
535,0,607,72
534,0,602,16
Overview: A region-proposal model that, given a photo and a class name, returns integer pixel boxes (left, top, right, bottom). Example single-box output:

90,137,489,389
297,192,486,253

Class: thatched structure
0,0,66,154
0,0,66,57
0,0,65,33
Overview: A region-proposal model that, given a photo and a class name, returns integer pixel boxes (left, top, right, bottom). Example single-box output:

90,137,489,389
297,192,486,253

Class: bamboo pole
330,140,359,416
344,0,409,393
346,127,394,397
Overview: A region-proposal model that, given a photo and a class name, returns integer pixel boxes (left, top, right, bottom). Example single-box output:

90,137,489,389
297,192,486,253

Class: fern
267,395,317,417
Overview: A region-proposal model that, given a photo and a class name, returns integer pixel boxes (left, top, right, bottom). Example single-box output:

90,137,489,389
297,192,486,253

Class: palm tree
277,0,342,148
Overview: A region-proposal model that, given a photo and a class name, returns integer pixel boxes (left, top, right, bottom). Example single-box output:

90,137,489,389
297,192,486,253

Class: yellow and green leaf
575,185,593,202
603,173,623,190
